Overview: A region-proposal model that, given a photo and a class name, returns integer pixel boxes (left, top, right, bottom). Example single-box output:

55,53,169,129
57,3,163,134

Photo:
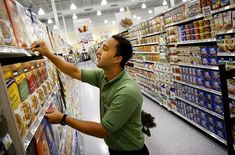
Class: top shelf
0,46,40,58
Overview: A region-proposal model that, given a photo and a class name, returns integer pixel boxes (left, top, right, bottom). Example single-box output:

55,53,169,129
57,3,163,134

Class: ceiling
16,0,183,19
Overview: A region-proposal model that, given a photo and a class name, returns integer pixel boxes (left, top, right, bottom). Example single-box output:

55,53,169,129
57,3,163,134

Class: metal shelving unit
178,63,219,70
134,66,154,72
219,64,235,155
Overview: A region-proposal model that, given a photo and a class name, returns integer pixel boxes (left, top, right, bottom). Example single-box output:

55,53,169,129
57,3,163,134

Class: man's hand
45,108,63,124
31,41,51,56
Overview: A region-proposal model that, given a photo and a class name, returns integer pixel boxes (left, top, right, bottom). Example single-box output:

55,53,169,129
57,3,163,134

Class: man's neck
104,66,123,81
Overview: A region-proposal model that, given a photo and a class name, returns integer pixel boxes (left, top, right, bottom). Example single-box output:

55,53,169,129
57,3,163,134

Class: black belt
108,144,149,155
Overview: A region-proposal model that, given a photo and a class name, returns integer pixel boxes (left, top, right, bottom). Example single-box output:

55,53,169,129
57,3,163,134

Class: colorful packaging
22,62,37,94
212,0,221,10
0,0,17,46
223,11,232,30
214,14,224,32
221,0,230,7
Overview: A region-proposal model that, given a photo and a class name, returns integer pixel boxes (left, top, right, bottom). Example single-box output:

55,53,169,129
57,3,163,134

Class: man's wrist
60,114,68,126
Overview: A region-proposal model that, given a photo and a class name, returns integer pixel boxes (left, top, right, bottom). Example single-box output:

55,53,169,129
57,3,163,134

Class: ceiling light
142,3,147,9
104,19,108,24
89,20,92,23
163,0,168,6
70,2,77,10
72,14,77,20
133,14,137,19
182,0,188,2
101,0,107,6
47,18,53,24
148,9,153,14
97,10,102,16
53,25,57,30
137,16,141,20
112,20,116,24
38,8,45,15
120,7,125,12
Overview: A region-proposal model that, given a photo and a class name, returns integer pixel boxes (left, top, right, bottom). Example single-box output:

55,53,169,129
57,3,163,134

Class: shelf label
202,6,212,20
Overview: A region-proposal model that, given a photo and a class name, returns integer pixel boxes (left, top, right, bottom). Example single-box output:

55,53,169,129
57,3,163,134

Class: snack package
212,0,221,10
217,35,225,52
214,14,224,32
221,0,230,7
224,34,235,52
223,11,232,30
22,62,37,94
0,0,17,46
4,0,29,47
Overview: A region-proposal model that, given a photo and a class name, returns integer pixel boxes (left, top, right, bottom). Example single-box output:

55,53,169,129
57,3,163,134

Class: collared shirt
81,68,144,151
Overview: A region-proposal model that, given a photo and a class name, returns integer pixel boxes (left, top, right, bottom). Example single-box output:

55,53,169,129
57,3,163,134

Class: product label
6,77,21,110
26,71,37,93
202,6,212,20
15,73,30,101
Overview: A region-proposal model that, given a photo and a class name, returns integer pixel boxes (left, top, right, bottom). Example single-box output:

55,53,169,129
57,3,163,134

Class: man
31,35,149,155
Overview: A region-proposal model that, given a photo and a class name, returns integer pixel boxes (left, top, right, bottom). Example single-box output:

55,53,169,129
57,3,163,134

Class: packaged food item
14,111,27,136
223,11,232,30
22,62,37,94
11,63,30,102
214,14,224,31
30,93,40,114
210,71,220,81
208,47,218,57
217,35,225,52
33,61,43,87
221,0,230,7
210,58,219,66
200,47,209,57
0,0,17,46
20,98,33,126
36,87,45,105
212,0,221,10
224,34,235,52
2,65,21,110
212,81,221,90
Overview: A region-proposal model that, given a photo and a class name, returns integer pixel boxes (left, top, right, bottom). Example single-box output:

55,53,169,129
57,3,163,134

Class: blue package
214,102,224,115
200,47,209,57
204,80,213,89
200,111,207,121
208,47,218,57
196,78,204,86
196,68,203,77
200,119,207,128
209,58,219,66
216,129,226,139
207,124,216,133
215,118,225,131
221,0,230,7
210,70,220,81
196,116,201,124
202,58,210,65
204,70,212,81
207,115,216,126
206,93,214,102
212,81,221,91
206,102,214,111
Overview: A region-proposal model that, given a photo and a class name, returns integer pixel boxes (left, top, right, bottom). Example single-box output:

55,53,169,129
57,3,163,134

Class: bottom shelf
141,91,227,147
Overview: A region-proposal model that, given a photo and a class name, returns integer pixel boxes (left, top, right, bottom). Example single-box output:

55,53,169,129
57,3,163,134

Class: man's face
96,37,121,69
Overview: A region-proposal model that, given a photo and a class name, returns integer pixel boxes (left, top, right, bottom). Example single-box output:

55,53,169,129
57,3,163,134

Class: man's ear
114,55,122,64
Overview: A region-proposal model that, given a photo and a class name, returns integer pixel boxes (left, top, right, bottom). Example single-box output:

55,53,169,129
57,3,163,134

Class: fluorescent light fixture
72,14,77,20
53,25,57,30
104,19,108,24
89,20,92,23
133,14,137,19
101,0,107,6
148,9,153,14
38,8,45,15
137,16,141,20
182,0,187,2
120,7,125,12
47,18,53,24
163,0,167,6
112,20,116,24
97,10,102,16
142,3,147,9
70,2,77,10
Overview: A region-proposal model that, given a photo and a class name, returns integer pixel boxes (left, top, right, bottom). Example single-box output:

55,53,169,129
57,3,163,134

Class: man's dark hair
112,35,133,68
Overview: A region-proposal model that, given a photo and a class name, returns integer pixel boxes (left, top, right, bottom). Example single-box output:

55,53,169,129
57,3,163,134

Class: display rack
219,64,235,154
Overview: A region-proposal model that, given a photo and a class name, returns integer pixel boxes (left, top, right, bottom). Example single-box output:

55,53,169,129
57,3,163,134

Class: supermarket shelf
129,38,137,41
174,111,227,145
158,80,174,86
216,29,235,35
178,63,219,70
141,31,166,38
165,14,204,28
174,80,221,95
126,68,135,73
134,66,154,72
23,84,59,150
176,96,224,120
132,42,159,47
0,46,39,58
138,81,153,90
133,51,159,54
217,52,235,57
132,59,157,63
212,4,235,15
136,73,155,81
177,39,217,45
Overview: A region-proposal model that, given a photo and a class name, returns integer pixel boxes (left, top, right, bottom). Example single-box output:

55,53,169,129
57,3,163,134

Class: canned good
193,21,199,28
190,28,195,34
199,27,204,33
191,34,195,40
194,28,200,34
204,33,212,39
187,34,191,40
198,20,204,27
200,33,205,39
190,23,194,29
195,34,200,40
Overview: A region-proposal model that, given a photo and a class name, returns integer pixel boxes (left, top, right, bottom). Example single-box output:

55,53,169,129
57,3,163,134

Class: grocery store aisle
78,61,227,155
142,96,227,155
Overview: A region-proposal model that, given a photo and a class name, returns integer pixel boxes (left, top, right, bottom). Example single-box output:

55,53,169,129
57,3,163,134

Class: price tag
202,6,212,20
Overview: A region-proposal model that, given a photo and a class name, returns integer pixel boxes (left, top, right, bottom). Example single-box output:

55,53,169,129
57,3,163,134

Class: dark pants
109,144,149,155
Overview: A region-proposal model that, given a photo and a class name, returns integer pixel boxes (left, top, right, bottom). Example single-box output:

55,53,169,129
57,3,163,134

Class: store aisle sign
73,18,93,43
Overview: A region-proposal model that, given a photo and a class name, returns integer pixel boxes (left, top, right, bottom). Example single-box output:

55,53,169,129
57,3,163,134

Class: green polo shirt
81,68,144,151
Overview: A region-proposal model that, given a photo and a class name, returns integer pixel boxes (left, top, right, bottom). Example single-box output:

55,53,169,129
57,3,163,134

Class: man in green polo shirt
31,35,149,155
